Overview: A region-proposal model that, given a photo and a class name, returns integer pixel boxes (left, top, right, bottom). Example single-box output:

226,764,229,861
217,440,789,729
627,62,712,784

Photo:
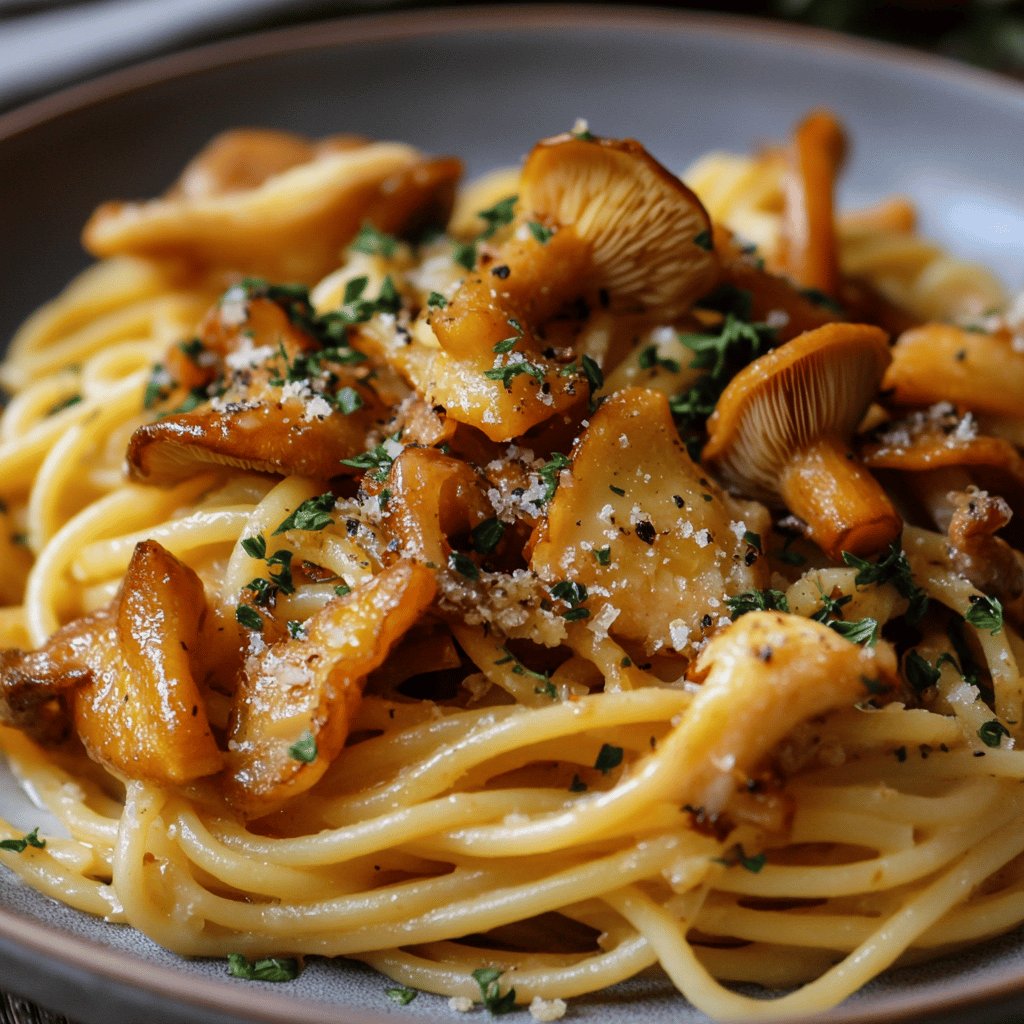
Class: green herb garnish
966,594,1004,635
288,731,318,763
235,605,263,632
227,954,300,982
979,720,1010,748
594,743,623,774
725,589,789,618
273,493,336,535
0,827,45,853
471,967,516,1015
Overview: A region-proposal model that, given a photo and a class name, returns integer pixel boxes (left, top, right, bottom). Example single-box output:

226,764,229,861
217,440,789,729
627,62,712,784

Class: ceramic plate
1,7,1023,1023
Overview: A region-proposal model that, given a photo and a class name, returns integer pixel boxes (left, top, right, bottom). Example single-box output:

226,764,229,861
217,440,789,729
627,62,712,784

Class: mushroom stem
432,229,590,360
780,110,846,296
779,436,901,560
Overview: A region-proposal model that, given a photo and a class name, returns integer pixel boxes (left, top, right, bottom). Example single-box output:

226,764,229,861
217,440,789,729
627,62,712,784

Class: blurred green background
724,0,1024,75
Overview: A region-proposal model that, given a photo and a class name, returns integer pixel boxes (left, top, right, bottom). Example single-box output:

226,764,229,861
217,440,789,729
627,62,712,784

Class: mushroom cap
702,322,890,501
518,133,718,318
83,134,460,282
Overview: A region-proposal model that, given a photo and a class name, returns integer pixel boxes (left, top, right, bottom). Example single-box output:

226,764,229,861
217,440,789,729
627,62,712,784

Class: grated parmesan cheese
529,996,568,1021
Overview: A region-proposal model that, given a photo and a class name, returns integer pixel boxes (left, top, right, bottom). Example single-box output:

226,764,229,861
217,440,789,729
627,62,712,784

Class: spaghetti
0,113,1022,1021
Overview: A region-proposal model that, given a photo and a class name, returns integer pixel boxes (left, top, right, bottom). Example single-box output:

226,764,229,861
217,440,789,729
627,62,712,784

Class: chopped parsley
693,228,713,251
0,827,45,853
349,222,399,258
471,967,516,1015
492,317,523,355
534,679,558,700
550,580,588,607
494,646,551,686
638,345,681,373
427,291,448,309
483,359,546,391
527,220,554,244
679,313,771,379
143,363,175,410
569,773,588,792
581,353,604,396
470,517,505,555
562,607,591,621
593,546,612,566
670,305,775,457
979,720,1010,748
46,394,82,416
608,484,626,497
842,542,928,626
536,452,570,505
809,582,878,646
448,551,480,580
273,493,336,535
829,617,879,647
288,731,318,763
178,337,205,362
966,594,1003,635
235,605,263,632
726,588,789,618
904,650,941,692
385,986,418,1006
713,844,766,873
476,195,518,237
314,274,402,345
452,195,518,273
241,534,267,560
452,240,478,271
227,954,300,982
594,743,623,774
742,530,762,552
340,433,401,483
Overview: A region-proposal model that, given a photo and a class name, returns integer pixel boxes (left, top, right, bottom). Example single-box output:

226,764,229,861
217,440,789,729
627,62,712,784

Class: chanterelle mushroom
411,132,719,440
860,402,1024,544
702,321,900,561
516,133,719,318
676,610,897,815
778,109,847,298
83,130,461,282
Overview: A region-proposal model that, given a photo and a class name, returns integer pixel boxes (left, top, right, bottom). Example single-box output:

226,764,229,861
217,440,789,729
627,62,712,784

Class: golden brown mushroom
0,541,223,782
84,130,461,282
777,109,847,297
225,559,436,818
703,322,900,561
861,404,1024,539
383,447,492,568
678,610,897,814
127,290,387,484
530,387,769,654
413,132,719,441
883,323,1024,419
517,134,719,318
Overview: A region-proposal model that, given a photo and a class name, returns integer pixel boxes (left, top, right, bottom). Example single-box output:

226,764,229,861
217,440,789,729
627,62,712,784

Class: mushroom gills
703,321,901,561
